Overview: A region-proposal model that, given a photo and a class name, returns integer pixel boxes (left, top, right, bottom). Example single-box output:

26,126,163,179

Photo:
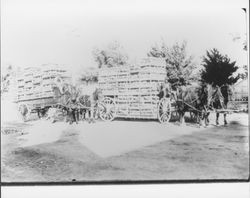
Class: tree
78,67,98,85
238,65,248,80
148,40,197,88
201,48,239,86
92,41,128,68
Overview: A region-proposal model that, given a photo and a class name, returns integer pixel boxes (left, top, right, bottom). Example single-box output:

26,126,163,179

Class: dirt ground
1,112,249,183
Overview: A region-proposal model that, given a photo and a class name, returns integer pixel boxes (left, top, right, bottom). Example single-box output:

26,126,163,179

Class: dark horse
174,84,210,127
207,84,233,125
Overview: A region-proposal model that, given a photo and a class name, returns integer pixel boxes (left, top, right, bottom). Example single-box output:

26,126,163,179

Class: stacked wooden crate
16,65,70,102
98,58,167,119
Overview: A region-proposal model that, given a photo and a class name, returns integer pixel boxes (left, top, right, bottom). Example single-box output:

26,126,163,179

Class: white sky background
1,0,249,75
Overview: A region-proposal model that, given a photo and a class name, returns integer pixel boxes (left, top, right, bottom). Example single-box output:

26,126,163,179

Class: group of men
54,87,101,124
64,96,95,124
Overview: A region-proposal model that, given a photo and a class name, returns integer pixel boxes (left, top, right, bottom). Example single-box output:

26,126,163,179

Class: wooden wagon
15,66,71,120
98,58,173,123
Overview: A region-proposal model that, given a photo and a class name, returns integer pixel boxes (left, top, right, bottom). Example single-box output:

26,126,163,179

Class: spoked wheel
98,97,116,121
158,98,172,123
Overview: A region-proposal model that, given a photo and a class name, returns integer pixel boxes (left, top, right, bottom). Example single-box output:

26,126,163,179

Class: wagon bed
98,58,167,121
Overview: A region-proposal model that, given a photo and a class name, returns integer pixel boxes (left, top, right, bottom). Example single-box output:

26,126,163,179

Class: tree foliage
92,41,128,68
238,65,248,80
78,68,98,84
230,32,248,80
201,48,239,86
148,40,197,88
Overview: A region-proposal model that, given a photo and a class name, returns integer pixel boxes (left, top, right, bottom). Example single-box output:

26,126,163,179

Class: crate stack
16,65,71,102
98,58,167,119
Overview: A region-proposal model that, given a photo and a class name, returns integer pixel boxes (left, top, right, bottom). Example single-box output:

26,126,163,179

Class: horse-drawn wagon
16,62,242,125
15,65,117,123
15,66,72,121
98,58,243,126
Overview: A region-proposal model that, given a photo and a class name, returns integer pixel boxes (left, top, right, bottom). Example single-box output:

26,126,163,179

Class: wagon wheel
98,97,116,121
158,98,172,123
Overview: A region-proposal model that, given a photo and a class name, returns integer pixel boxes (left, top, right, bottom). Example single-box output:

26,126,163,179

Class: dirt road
1,113,249,183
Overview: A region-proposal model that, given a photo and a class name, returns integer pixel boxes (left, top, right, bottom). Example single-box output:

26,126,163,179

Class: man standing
66,97,79,124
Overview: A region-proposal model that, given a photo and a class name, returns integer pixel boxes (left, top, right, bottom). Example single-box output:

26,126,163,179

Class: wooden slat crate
16,65,71,109
98,58,167,119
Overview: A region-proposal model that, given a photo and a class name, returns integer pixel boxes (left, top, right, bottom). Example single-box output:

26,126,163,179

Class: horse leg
205,112,210,126
69,110,73,124
198,112,203,127
90,106,95,123
67,111,71,123
93,109,97,121
87,110,91,123
64,109,68,122
79,110,83,121
180,111,186,126
190,112,194,121
196,112,201,127
37,110,41,119
83,110,86,121
224,113,227,125
206,112,210,125
216,113,219,125
199,109,206,127
76,110,79,124
73,110,78,124
71,110,75,124
77,109,80,123
51,111,55,123
73,110,76,124
81,110,85,121
179,112,183,125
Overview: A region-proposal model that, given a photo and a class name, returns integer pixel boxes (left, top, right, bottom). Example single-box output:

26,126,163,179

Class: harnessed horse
207,84,233,125
174,84,210,126
52,81,82,124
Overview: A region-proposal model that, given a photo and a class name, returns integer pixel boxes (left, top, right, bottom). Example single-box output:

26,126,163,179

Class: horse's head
221,84,234,104
93,88,102,101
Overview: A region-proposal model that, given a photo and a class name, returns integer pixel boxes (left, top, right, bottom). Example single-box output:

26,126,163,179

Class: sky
1,0,249,75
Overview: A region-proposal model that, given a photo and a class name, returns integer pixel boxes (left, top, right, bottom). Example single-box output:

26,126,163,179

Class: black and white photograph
1,0,249,187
